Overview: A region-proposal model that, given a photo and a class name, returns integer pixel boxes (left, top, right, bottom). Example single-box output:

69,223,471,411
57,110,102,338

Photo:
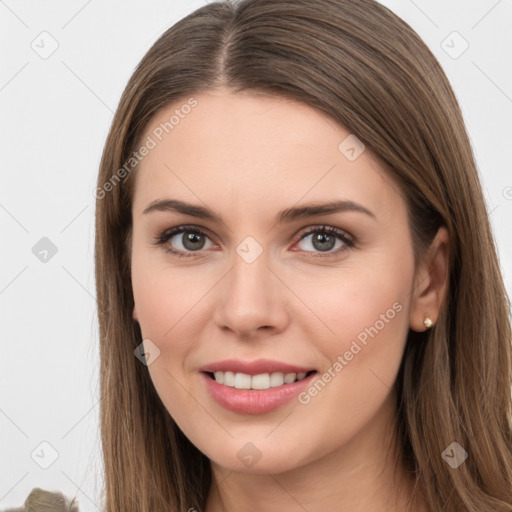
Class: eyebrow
142,198,376,223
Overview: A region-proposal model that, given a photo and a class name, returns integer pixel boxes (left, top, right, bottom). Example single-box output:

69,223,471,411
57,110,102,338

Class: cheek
298,250,413,420
309,245,413,347
326,274,409,353
296,249,414,402
131,244,210,341
131,253,219,413
131,258,210,422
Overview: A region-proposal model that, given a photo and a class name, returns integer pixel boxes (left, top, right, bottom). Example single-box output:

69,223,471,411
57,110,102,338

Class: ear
133,304,139,322
409,226,450,332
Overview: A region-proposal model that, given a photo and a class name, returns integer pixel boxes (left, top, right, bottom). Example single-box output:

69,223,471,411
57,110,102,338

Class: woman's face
130,87,420,474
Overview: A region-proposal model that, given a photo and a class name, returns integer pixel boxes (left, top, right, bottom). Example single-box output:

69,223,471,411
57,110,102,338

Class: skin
130,87,449,512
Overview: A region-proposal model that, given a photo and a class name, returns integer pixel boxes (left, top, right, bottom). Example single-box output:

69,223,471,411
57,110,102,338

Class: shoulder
1,488,79,512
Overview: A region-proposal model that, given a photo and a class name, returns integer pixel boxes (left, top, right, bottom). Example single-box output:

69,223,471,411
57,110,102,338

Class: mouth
202,369,317,390
200,369,319,414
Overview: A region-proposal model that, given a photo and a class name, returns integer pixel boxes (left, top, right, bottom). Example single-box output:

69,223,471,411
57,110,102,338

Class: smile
206,370,315,390
200,370,318,414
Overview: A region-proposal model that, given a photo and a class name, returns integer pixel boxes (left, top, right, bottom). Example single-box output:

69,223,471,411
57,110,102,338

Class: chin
201,437,314,475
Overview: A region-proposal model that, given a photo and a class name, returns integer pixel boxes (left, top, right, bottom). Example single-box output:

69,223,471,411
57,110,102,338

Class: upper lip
199,358,316,376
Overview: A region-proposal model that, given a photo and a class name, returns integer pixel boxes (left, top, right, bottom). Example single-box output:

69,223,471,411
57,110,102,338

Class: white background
1,1,511,510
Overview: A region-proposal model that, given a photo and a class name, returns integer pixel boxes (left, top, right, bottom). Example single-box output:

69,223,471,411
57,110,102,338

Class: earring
423,316,433,329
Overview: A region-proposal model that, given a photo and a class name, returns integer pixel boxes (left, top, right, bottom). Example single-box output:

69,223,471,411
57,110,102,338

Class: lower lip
200,371,317,414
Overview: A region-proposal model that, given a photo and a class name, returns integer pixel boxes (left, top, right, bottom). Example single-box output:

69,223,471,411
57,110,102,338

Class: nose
212,249,289,339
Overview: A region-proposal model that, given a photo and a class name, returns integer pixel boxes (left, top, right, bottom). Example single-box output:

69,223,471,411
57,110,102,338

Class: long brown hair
94,0,512,510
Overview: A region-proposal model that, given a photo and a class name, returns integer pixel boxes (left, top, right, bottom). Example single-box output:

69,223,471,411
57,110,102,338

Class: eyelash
152,224,356,259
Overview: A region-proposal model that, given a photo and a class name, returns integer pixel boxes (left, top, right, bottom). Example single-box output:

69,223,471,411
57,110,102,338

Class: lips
198,359,319,413
200,370,318,414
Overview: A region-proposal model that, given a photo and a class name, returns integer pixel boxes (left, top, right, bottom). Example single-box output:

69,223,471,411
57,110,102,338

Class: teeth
234,372,252,389
270,372,284,387
223,371,234,386
252,373,270,389
212,371,310,390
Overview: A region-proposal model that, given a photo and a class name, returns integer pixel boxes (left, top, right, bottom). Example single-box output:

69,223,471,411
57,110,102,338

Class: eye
152,225,215,258
152,224,355,258
293,225,355,256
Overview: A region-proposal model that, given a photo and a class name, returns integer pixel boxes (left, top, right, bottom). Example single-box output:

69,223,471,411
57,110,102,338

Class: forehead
132,89,402,221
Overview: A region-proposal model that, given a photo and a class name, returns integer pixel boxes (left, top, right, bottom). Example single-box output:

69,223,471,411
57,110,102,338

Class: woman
94,0,512,510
